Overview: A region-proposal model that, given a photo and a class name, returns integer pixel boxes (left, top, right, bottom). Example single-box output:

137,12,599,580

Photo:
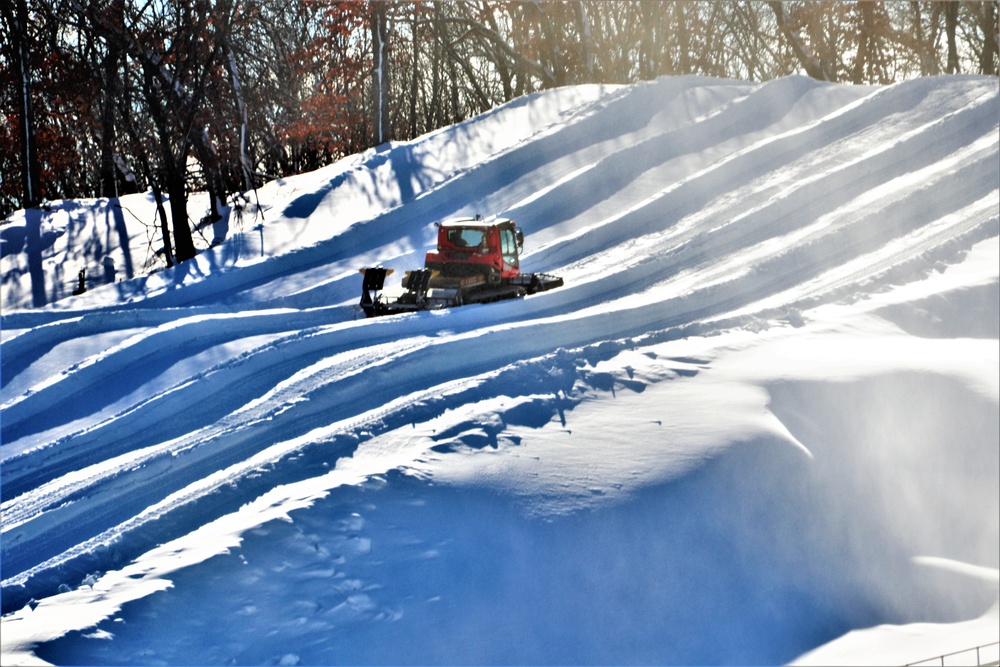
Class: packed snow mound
2,75,998,666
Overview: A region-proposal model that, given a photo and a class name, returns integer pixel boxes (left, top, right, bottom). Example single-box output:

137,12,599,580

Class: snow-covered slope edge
2,75,998,666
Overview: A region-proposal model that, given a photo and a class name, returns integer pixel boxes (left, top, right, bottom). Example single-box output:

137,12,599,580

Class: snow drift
1,74,998,666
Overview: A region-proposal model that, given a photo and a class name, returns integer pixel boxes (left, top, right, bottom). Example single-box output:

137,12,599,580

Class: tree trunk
574,1,595,82
408,9,419,138
222,38,253,192
429,7,443,128
165,168,195,262
769,1,833,81
640,1,658,79
142,63,196,263
98,0,124,198
851,1,872,84
5,0,42,208
483,4,515,99
944,0,959,74
371,1,390,145
200,125,223,222
979,1,998,75
151,181,174,268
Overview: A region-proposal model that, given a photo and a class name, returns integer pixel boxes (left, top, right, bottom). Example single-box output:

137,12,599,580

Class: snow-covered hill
1,75,998,666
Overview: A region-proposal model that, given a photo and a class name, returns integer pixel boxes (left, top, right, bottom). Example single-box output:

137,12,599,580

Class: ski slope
1,75,998,666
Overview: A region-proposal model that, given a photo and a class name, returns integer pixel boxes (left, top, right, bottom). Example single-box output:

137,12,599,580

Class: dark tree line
2,1,997,264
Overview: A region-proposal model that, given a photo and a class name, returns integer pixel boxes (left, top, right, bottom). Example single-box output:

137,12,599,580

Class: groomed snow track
2,75,998,666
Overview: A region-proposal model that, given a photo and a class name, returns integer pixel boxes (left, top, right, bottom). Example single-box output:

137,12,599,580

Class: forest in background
2,0,997,264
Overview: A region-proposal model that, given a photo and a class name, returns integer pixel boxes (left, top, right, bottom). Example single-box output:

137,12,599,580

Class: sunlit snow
2,74,998,666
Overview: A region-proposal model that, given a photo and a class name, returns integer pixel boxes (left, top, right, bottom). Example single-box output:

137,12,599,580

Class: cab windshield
447,228,485,248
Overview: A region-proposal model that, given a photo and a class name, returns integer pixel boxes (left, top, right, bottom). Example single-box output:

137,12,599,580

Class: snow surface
1,75,998,666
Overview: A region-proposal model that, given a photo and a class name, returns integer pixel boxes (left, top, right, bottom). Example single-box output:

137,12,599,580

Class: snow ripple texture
1,75,998,666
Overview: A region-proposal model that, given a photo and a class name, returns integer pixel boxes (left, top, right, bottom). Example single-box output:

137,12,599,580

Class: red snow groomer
359,217,563,317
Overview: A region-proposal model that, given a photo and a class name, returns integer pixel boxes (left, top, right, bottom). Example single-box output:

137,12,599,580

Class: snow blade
512,272,564,294
403,268,435,293
359,267,393,317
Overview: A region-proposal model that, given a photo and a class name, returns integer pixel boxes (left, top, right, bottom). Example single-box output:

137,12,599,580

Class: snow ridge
2,75,998,666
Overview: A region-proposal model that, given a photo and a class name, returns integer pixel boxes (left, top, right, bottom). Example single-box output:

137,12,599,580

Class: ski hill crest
2,75,998,666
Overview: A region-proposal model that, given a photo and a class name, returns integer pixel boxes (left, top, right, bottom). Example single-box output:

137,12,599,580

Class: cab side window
500,228,519,268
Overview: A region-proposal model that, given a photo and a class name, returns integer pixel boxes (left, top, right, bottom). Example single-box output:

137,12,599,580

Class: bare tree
5,0,998,225
944,0,960,73
371,0,391,145
967,0,998,75
769,1,835,80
